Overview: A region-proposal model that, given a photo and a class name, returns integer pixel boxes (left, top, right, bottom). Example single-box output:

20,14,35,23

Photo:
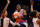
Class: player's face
4,11,8,17
39,13,40,16
17,5,21,10
36,11,39,17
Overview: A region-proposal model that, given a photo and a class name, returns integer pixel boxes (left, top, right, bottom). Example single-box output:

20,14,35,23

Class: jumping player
12,4,28,27
1,0,19,27
30,0,40,27
30,10,40,27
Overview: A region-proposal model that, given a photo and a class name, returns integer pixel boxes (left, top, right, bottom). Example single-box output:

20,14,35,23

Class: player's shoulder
4,17,10,20
32,18,38,21
22,9,26,11
23,9,26,13
32,18,36,20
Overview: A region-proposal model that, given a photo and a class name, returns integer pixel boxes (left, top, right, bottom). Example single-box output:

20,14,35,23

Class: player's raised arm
30,0,34,12
1,0,10,18
4,0,10,10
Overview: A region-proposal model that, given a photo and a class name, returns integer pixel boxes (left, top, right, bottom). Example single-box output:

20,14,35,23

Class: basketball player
30,10,40,27
12,4,28,27
1,0,19,27
1,0,10,27
30,0,40,27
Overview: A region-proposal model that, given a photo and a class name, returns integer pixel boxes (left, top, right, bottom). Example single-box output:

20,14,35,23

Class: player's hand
7,0,10,4
17,16,21,19
30,0,34,4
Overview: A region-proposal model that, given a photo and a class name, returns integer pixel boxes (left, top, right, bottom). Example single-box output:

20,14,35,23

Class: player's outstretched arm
1,0,10,18
30,0,34,12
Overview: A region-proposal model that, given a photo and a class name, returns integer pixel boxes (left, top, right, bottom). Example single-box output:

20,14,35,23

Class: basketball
13,12,20,19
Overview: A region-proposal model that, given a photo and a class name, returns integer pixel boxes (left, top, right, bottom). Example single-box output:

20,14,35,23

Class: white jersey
3,17,20,27
3,17,10,27
32,18,39,27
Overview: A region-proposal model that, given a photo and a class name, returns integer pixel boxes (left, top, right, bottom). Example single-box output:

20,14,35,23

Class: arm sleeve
21,15,27,20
